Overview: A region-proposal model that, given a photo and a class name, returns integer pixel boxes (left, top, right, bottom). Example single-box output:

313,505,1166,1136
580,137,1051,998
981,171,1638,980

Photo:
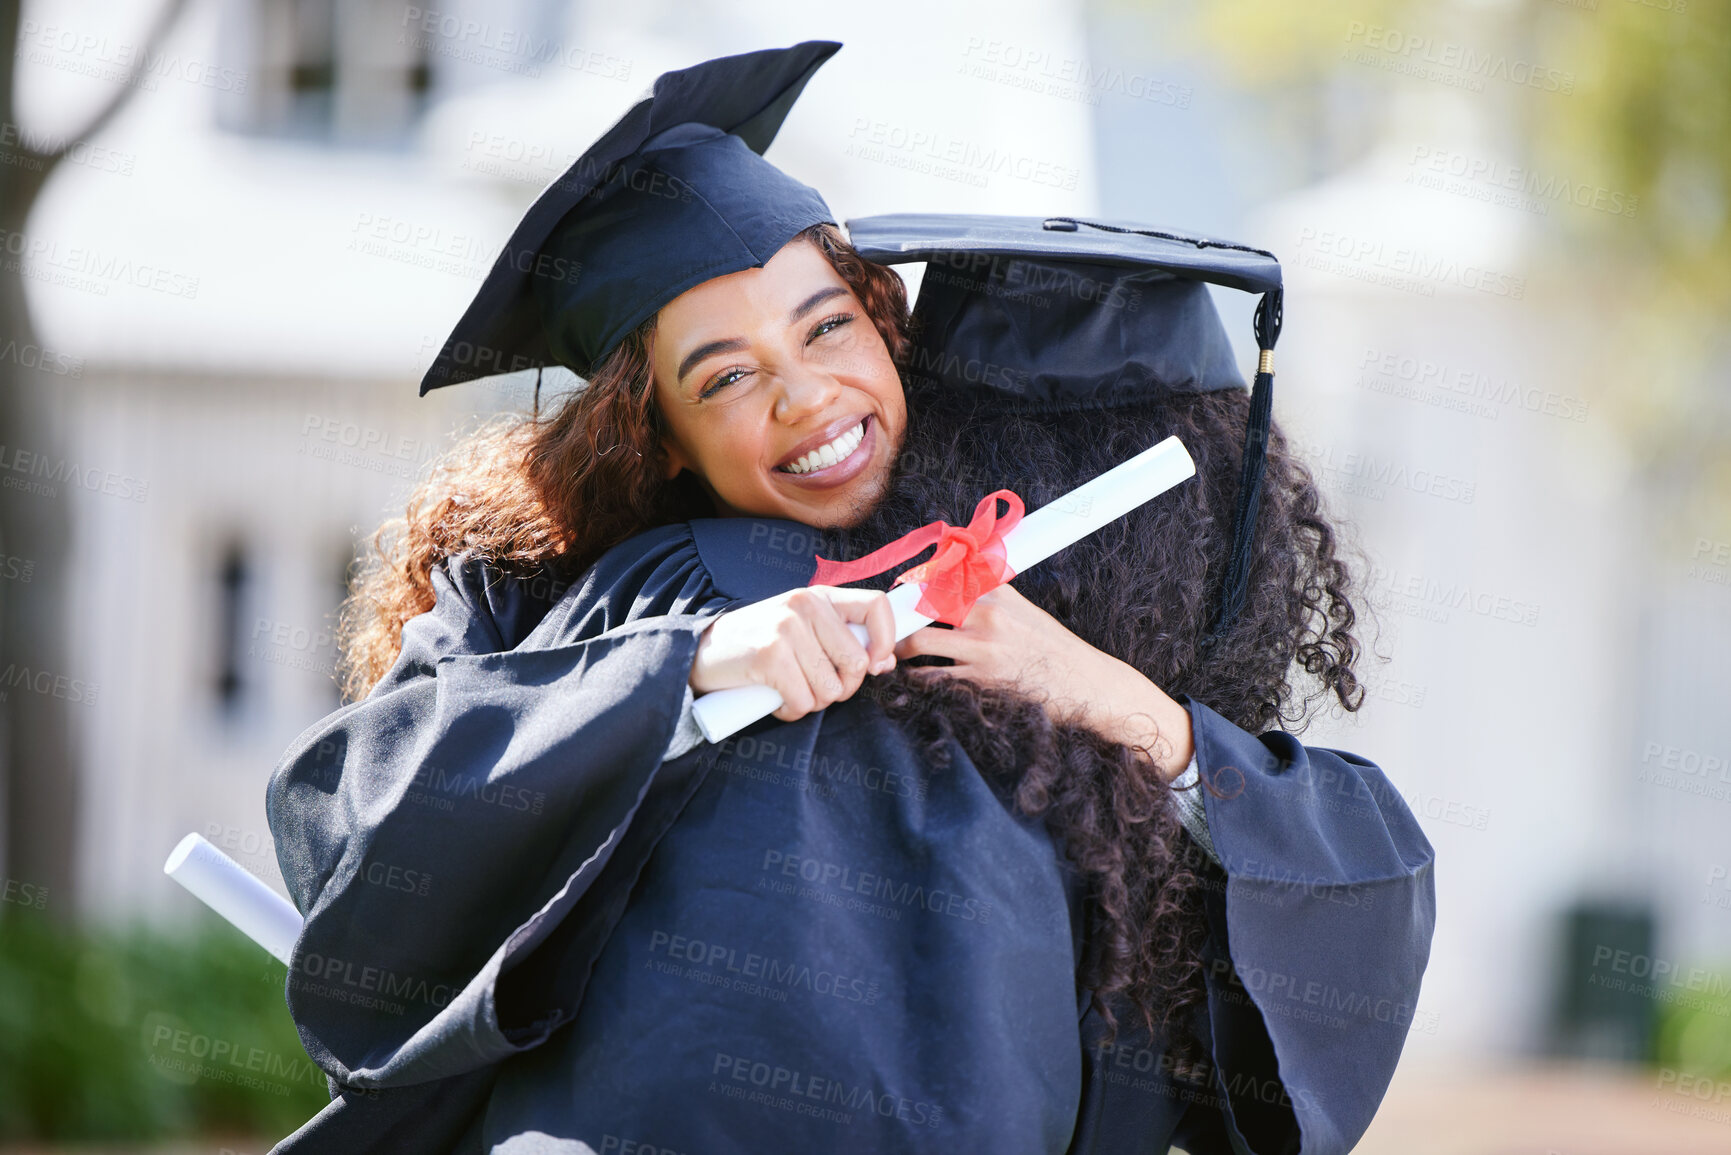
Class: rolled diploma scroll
164,832,304,966
692,434,1196,743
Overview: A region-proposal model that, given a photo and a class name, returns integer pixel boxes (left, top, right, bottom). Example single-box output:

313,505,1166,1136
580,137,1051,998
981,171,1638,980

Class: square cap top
419,41,840,395
853,213,1283,411
845,213,1282,297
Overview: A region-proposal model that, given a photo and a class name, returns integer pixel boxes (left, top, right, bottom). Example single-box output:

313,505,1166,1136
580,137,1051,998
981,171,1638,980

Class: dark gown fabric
1067,701,1436,1155
265,515,1435,1155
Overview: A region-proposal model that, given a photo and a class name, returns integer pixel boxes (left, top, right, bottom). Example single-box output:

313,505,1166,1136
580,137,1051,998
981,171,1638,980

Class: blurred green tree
1146,0,1731,542
0,912,325,1142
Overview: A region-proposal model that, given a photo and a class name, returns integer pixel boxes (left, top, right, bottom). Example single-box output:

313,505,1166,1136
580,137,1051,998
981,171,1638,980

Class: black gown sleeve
265,525,734,1095
1166,698,1437,1155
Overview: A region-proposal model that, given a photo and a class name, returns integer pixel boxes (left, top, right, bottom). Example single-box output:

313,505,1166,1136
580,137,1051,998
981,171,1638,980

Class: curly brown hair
829,383,1365,1049
336,222,1366,1055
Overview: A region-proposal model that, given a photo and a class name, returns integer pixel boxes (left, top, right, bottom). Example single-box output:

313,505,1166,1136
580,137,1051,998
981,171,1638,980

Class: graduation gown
264,514,1435,1154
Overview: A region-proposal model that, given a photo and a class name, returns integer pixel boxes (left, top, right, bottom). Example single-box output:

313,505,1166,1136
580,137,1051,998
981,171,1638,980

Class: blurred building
11,0,1730,1085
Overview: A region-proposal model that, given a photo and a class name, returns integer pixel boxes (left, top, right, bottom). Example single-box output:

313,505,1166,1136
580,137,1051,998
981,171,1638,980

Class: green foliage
1529,0,1731,303
1525,0,1731,541
1654,970,1731,1084
1162,0,1731,542
0,910,326,1142
1184,0,1418,86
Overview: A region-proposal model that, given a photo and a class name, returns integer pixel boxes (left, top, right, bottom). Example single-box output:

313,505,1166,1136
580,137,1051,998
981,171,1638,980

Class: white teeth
780,421,865,475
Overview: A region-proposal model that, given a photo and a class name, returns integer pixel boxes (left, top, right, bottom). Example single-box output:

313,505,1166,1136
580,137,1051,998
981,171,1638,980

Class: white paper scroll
164,832,304,965
691,434,1196,743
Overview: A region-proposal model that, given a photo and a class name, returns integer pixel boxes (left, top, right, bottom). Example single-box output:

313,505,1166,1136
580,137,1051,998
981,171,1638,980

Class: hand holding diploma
689,586,901,722
691,435,1197,742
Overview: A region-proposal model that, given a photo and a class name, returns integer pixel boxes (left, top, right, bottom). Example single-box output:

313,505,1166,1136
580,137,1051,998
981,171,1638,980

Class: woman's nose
773,366,842,423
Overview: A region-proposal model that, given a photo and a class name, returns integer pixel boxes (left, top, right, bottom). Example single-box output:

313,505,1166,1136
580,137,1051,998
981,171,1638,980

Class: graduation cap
418,40,840,395
844,212,1284,640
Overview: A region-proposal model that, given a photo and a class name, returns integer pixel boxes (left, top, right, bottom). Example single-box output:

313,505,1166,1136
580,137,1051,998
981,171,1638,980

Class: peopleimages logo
923,251,1143,312
957,36,1192,109
1295,228,1526,299
1299,438,1477,506
0,226,200,299
710,1052,945,1128
759,850,992,923
1407,146,1638,219
647,929,882,1006
16,19,250,93
0,662,98,706
1590,946,1731,1006
287,950,456,1013
846,119,1081,191
1341,22,1575,95
0,337,83,377
903,346,1032,396
0,443,148,502
1366,565,1541,628
399,7,633,81
145,1022,325,1093
1357,347,1590,423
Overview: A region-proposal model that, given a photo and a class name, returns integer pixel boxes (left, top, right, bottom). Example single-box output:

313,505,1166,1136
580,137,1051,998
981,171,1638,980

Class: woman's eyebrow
788,285,848,323
677,337,747,383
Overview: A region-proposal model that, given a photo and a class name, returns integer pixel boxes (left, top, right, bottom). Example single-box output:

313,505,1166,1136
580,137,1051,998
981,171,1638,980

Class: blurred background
0,0,1726,1151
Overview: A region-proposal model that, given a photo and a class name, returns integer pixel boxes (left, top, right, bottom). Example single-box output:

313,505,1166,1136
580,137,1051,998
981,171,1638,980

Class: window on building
214,540,251,712
283,0,338,131
218,0,432,145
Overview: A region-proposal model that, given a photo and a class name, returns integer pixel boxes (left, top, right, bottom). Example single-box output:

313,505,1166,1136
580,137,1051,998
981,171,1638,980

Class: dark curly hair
824,382,1366,1049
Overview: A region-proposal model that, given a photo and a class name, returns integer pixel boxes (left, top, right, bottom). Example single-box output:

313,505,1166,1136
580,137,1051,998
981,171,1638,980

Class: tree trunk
0,0,186,921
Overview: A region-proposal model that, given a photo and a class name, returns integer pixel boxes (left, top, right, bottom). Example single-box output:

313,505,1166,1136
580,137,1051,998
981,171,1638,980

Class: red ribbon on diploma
808,490,1025,626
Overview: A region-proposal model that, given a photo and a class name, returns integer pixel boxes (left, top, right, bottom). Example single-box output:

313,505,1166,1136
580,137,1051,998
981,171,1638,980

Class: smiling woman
650,233,909,526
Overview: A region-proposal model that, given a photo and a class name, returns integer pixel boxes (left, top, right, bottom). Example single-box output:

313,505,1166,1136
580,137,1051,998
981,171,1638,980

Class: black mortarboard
845,213,1284,640
419,42,840,395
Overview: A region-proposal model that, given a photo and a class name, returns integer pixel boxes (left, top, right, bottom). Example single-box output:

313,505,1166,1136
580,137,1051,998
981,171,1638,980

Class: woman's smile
773,413,877,487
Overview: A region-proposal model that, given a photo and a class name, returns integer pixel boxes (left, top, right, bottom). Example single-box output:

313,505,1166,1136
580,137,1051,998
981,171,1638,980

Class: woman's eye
809,313,854,342
700,369,749,399
700,314,853,398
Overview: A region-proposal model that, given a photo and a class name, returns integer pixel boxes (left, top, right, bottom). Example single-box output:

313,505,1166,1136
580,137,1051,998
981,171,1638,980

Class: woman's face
648,238,907,528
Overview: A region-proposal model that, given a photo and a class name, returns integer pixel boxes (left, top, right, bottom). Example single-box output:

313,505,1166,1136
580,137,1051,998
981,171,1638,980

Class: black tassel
1206,289,1282,644
533,366,543,419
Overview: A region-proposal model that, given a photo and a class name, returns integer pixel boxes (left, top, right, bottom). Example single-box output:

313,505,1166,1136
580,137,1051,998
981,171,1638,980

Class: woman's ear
657,436,690,481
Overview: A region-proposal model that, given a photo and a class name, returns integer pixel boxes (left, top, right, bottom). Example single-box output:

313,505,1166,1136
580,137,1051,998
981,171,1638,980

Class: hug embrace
265,41,1435,1155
